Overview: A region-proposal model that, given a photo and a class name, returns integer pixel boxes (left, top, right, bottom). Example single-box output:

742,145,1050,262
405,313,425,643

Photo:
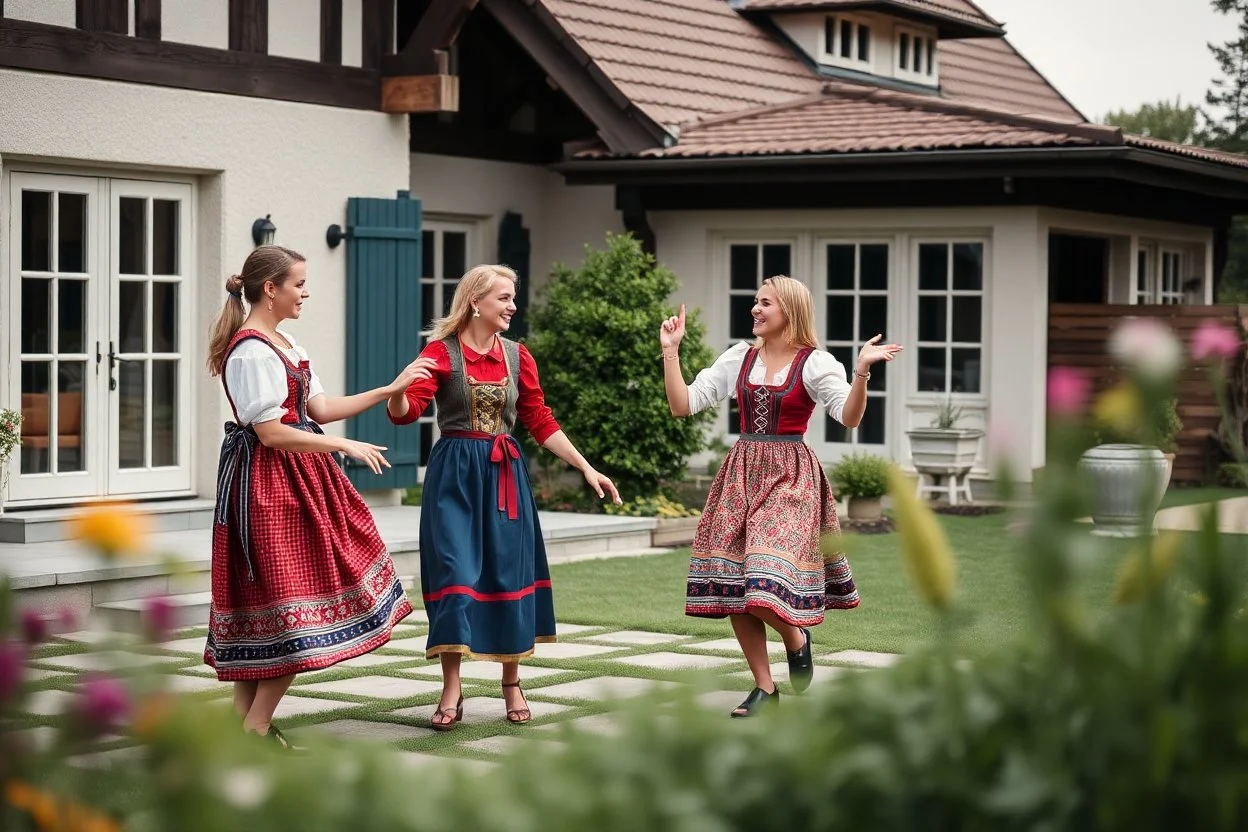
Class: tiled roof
537,0,1082,132
734,0,1004,35
1124,135,1248,169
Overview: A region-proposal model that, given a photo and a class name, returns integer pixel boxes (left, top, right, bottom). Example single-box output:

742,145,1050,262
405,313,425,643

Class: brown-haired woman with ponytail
205,245,425,749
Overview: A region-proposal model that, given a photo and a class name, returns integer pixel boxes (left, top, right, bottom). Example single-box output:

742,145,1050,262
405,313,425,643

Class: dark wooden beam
320,0,341,64
76,0,127,34
381,73,457,112
0,17,379,110
134,0,161,39
383,0,476,76
229,0,267,53
361,0,394,70
479,0,666,154
409,119,565,164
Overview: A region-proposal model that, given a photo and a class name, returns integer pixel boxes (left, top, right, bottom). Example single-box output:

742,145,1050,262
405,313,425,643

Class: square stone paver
384,636,428,654
24,668,73,683
296,675,444,700
686,638,787,657
401,662,566,682
729,663,849,686
8,726,57,753
33,651,178,673
297,719,435,744
21,689,75,716
164,674,230,695
390,696,572,726
694,689,755,713
334,653,418,670
394,752,497,774
529,676,677,702
822,650,899,669
584,630,688,647
273,695,358,720
613,652,739,671
68,745,146,769
157,637,208,655
535,714,624,737
460,735,563,756
532,642,622,660
177,665,218,678
56,630,139,646
399,610,429,624
554,623,602,636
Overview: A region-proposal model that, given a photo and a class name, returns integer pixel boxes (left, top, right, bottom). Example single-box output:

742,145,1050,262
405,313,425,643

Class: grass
1161,486,1245,509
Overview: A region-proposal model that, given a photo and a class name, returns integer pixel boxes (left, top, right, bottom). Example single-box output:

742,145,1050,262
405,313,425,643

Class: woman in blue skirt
388,264,620,730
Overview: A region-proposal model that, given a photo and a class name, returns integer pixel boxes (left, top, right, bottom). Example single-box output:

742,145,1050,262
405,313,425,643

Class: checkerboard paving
16,620,902,767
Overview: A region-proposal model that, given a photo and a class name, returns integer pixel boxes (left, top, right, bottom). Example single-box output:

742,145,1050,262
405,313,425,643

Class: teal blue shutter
344,190,422,490
498,212,532,338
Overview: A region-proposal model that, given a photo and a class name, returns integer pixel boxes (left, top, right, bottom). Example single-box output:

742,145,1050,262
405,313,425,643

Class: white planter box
907,428,984,475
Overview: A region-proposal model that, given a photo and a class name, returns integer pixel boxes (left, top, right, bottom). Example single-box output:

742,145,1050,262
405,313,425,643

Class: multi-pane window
824,243,889,445
1135,248,1152,304
896,28,936,80
823,16,871,66
916,242,985,394
726,242,792,436
1159,250,1184,304
1136,247,1186,305
418,222,472,466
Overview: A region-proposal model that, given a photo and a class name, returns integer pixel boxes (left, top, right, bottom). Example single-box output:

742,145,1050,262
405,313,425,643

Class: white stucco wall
0,68,410,502
267,0,322,62
409,153,621,291
5,0,77,29
161,0,229,49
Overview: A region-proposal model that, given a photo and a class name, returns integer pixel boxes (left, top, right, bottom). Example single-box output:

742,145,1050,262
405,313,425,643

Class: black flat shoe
788,627,813,694
730,686,779,718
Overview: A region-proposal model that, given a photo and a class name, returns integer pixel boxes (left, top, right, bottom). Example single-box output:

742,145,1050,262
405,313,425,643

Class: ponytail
206,275,247,377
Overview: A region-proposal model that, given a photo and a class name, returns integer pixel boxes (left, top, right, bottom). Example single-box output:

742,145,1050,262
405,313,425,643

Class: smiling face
474,276,518,334
268,260,308,321
751,283,788,341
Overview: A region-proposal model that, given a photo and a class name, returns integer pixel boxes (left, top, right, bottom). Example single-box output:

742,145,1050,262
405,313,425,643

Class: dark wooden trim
76,0,127,34
320,0,341,64
361,0,394,70
134,0,160,39
618,187,655,256
409,119,564,164
0,18,379,110
381,73,457,112
384,0,477,76
229,0,267,53
479,0,666,154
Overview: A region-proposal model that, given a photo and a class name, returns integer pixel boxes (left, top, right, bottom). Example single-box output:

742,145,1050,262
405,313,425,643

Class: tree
525,233,718,500
1199,0,1248,152
1102,98,1198,143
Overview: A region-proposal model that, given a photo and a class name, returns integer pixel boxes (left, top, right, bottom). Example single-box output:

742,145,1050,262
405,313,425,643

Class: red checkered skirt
205,445,412,681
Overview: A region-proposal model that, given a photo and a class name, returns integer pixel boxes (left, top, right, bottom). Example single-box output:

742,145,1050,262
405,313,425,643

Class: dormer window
822,16,871,69
895,26,937,83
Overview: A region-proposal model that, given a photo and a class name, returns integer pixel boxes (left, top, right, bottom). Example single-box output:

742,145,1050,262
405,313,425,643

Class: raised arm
307,356,436,425
387,342,451,425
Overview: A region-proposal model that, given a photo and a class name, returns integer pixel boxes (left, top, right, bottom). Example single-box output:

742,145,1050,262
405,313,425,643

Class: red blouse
387,338,561,444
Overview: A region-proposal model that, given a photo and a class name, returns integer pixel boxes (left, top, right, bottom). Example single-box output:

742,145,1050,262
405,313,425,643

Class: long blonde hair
754,275,819,350
426,264,518,341
206,245,306,376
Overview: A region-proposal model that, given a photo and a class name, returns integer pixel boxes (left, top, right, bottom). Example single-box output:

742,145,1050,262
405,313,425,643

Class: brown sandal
431,694,464,732
502,681,531,725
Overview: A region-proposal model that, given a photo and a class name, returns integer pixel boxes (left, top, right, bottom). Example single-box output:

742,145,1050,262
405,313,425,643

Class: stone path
1154,497,1248,534
11,618,901,772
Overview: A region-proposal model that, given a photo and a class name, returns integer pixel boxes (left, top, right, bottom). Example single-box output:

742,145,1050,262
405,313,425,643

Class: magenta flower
143,596,176,643
1191,320,1241,362
19,610,48,646
0,640,25,702
1047,366,1090,415
56,607,78,634
78,675,130,734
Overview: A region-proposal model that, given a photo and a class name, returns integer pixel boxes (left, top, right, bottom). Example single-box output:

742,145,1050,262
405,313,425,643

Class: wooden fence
1047,303,1248,483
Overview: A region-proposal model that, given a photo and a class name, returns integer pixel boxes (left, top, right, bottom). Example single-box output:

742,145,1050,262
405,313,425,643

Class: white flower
217,767,273,810
1108,318,1183,379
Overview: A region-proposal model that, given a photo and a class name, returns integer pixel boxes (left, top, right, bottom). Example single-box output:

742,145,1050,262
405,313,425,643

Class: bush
526,233,717,499
1095,396,1183,453
828,453,890,499
602,494,701,519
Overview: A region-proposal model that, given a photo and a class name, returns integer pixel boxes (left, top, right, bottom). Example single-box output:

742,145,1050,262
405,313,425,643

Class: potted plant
0,408,21,515
1082,396,1181,537
828,453,890,521
905,397,984,503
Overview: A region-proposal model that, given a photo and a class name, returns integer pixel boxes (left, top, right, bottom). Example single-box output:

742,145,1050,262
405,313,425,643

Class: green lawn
1161,486,1245,509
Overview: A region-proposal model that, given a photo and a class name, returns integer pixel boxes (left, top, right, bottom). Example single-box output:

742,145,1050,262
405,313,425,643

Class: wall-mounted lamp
326,223,350,249
251,215,277,247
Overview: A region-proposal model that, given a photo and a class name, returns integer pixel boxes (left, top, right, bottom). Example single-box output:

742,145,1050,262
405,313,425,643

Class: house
2,0,1246,522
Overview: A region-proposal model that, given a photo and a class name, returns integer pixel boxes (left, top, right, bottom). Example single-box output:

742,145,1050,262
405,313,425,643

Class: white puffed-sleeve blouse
224,331,325,426
686,342,853,426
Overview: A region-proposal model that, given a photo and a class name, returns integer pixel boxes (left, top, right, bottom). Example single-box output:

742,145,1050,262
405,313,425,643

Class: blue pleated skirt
419,433,556,660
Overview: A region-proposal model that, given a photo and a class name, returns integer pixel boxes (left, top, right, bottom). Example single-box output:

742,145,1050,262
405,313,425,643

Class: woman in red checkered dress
203,245,420,747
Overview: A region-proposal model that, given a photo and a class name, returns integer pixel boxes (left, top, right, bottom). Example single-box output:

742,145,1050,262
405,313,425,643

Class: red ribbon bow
490,434,521,521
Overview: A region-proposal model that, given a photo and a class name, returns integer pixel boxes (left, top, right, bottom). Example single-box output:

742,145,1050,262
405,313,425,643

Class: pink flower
78,675,129,733
0,640,25,701
19,610,47,646
143,596,176,643
56,607,78,634
1110,318,1183,379
1047,367,1090,415
1191,320,1241,362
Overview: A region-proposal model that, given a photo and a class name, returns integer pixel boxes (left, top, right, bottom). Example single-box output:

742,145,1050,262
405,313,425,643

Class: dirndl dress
205,329,412,681
686,346,859,627
411,337,556,661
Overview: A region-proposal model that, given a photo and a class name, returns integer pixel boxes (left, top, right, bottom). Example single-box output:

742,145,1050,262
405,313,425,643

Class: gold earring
267,301,273,312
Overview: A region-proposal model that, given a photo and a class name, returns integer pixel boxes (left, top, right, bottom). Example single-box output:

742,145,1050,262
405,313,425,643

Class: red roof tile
735,0,1004,35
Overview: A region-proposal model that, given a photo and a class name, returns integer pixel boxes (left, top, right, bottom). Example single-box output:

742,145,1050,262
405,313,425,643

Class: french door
6,172,193,504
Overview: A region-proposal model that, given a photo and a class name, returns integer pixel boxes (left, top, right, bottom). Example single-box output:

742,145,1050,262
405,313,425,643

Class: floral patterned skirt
685,434,859,627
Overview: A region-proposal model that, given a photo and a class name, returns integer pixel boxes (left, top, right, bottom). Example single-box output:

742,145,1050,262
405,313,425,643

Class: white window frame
1134,246,1154,305
894,24,938,83
913,240,988,397
821,14,873,71
1159,249,1185,305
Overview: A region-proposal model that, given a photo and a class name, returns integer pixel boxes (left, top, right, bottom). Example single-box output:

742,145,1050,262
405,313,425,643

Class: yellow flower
1114,531,1182,604
887,466,956,609
68,503,148,558
1093,383,1144,440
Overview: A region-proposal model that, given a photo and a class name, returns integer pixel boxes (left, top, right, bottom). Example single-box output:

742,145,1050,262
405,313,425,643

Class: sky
975,0,1241,121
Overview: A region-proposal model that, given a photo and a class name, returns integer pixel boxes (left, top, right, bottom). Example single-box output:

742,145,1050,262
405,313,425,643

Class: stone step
0,499,216,544
94,591,213,633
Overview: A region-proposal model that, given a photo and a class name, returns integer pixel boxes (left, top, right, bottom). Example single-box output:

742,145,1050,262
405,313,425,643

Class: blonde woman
388,264,620,730
660,276,901,718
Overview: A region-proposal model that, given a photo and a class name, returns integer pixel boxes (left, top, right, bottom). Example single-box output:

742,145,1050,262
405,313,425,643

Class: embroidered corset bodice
734,347,817,436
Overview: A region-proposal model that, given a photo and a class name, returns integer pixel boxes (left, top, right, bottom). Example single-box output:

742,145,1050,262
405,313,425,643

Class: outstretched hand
857,335,902,371
387,357,437,395
583,467,622,505
660,304,686,352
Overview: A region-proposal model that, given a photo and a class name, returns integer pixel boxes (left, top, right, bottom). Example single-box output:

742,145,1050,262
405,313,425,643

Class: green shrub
1095,396,1183,453
525,232,717,499
602,494,700,519
828,453,891,499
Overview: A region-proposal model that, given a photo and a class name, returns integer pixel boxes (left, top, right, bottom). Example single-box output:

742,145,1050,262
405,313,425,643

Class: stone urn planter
1079,444,1170,537
846,496,883,522
652,516,700,548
